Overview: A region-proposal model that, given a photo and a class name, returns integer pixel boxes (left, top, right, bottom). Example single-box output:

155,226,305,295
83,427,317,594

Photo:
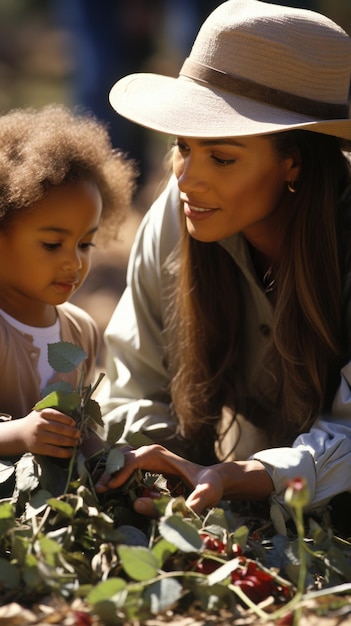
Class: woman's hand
0,409,81,458
95,444,274,515
95,444,195,493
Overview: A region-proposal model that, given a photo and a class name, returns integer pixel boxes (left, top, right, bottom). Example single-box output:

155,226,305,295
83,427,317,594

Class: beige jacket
0,302,99,419
102,176,351,515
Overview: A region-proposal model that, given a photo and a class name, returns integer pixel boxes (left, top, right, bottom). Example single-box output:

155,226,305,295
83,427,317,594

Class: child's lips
52,281,77,294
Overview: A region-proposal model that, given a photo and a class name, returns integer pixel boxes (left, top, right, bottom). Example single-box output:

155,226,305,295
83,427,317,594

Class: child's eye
42,242,61,250
79,242,95,251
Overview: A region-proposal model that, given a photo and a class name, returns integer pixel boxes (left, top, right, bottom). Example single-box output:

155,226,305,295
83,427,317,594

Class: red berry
74,612,92,626
231,543,243,556
141,487,161,499
195,559,219,575
231,561,275,603
200,533,226,553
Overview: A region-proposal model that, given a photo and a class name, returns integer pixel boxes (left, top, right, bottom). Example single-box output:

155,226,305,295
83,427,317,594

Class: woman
96,0,351,520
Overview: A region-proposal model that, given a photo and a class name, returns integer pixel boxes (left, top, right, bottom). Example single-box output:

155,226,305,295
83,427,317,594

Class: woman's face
172,134,299,257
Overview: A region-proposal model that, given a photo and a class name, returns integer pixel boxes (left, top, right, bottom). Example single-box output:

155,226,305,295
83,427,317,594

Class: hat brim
110,73,351,143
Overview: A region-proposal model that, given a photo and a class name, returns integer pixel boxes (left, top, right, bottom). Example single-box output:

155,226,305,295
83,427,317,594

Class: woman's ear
285,149,301,185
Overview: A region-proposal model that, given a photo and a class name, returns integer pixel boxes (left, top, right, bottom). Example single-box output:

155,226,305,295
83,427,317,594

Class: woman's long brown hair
167,131,351,445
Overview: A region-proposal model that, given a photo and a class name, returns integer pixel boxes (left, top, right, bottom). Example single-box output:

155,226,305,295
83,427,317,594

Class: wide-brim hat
109,0,351,143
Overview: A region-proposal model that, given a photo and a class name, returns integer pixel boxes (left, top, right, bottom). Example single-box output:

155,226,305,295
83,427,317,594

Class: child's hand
21,408,81,457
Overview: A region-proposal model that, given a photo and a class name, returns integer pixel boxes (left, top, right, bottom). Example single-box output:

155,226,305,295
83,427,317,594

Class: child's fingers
39,408,78,428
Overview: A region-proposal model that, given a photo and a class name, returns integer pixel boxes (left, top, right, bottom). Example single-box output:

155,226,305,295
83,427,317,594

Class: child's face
0,180,102,325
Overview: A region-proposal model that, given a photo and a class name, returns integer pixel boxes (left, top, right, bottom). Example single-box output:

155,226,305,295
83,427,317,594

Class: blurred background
1,0,350,365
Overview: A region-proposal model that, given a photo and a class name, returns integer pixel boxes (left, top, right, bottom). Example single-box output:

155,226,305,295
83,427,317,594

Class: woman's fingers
133,497,159,517
95,449,138,492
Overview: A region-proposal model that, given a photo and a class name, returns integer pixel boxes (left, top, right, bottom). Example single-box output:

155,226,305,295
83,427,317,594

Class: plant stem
293,506,306,625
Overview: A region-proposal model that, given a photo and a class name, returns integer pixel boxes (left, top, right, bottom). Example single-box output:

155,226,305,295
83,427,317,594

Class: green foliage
23,341,107,497
0,470,351,623
0,342,351,623
48,341,87,373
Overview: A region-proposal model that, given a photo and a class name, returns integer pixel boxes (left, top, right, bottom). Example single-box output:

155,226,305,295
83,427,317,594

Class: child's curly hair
0,104,137,240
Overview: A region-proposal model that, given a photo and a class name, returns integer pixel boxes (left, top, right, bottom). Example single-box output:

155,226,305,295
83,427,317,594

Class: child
0,104,136,465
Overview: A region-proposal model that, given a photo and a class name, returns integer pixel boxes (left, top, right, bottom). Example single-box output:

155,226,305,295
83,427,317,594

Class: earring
287,180,296,193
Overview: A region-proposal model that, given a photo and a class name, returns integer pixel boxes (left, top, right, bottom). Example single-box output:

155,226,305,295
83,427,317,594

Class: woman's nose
177,157,209,194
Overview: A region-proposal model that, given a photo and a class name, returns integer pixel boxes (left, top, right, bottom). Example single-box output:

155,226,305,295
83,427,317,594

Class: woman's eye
212,155,235,166
172,140,189,154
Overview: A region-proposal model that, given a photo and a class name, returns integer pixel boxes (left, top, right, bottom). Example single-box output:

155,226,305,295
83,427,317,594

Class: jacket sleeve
252,360,351,516
101,177,181,445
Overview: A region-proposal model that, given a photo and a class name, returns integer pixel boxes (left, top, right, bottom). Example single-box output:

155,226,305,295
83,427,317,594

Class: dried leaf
0,461,15,484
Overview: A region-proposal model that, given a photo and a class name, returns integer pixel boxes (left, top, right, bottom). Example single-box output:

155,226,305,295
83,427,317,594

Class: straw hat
109,0,351,142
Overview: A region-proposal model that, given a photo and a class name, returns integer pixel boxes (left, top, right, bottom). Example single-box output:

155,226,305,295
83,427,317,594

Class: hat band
180,58,350,120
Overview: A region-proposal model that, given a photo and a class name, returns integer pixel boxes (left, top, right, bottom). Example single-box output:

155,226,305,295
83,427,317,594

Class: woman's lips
183,202,218,221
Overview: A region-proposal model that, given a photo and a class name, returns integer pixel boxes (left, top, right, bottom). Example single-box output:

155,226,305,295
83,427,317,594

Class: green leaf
152,537,178,567
119,525,148,547
88,577,128,620
0,502,15,537
24,489,52,519
46,498,75,519
38,534,62,566
203,507,229,531
151,495,177,518
34,390,81,414
87,599,122,624
144,577,182,614
0,558,20,588
85,398,103,425
11,534,31,564
48,341,87,372
164,495,191,517
117,545,159,581
23,553,44,588
57,391,81,414
186,577,230,611
126,431,155,448
88,577,127,604
34,391,60,411
231,525,249,551
106,447,125,474
158,515,203,553
106,420,125,445
40,381,74,398
34,456,68,496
